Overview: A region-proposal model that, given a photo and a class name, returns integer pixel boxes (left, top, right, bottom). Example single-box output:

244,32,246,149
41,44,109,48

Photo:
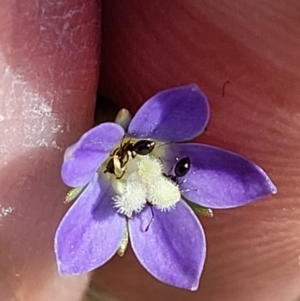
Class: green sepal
182,195,214,217
64,185,86,203
117,222,129,257
115,108,132,131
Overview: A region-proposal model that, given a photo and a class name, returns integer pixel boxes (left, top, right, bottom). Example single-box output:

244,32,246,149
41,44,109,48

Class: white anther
137,155,163,182
112,172,147,217
147,176,181,210
112,154,180,216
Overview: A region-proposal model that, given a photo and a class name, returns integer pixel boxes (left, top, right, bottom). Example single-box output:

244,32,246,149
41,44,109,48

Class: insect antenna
155,141,174,148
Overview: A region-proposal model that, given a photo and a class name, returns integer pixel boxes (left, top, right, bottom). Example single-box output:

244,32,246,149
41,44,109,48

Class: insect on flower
55,84,277,291
104,139,156,179
162,156,213,217
164,156,191,184
145,156,193,231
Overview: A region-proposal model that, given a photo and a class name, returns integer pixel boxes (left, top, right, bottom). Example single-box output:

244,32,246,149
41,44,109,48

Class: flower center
101,141,181,217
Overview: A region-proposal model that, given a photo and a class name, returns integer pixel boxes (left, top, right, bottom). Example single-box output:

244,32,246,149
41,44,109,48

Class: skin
0,1,99,300
1,0,300,301
95,1,300,301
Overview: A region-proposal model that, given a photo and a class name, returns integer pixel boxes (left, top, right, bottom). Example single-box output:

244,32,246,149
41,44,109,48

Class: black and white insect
104,139,156,179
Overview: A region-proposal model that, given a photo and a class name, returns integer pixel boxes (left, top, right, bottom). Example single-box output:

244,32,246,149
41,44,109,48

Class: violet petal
55,174,125,275
161,143,277,208
129,201,206,290
128,84,209,142
61,123,124,187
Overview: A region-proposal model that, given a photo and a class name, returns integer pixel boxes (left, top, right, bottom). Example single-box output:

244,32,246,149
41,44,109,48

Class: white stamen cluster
112,155,181,217
147,178,180,211
113,176,147,217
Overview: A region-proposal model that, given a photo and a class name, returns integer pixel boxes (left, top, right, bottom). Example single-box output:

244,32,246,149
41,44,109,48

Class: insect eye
174,157,191,177
133,140,156,155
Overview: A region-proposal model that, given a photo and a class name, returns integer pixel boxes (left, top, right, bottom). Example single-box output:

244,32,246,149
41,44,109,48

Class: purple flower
55,84,277,290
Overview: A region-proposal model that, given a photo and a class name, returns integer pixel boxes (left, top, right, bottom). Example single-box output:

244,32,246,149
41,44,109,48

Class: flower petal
128,84,209,142
61,123,124,187
161,143,277,208
128,201,206,290
55,174,125,275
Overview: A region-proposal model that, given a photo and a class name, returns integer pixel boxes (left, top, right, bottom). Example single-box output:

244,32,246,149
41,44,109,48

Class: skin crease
0,1,100,300
93,1,300,301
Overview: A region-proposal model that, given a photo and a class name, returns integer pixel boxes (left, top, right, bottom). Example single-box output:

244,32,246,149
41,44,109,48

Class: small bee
104,139,156,179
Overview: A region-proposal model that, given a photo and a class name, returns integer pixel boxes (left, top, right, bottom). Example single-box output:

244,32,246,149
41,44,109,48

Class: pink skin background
1,1,300,301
